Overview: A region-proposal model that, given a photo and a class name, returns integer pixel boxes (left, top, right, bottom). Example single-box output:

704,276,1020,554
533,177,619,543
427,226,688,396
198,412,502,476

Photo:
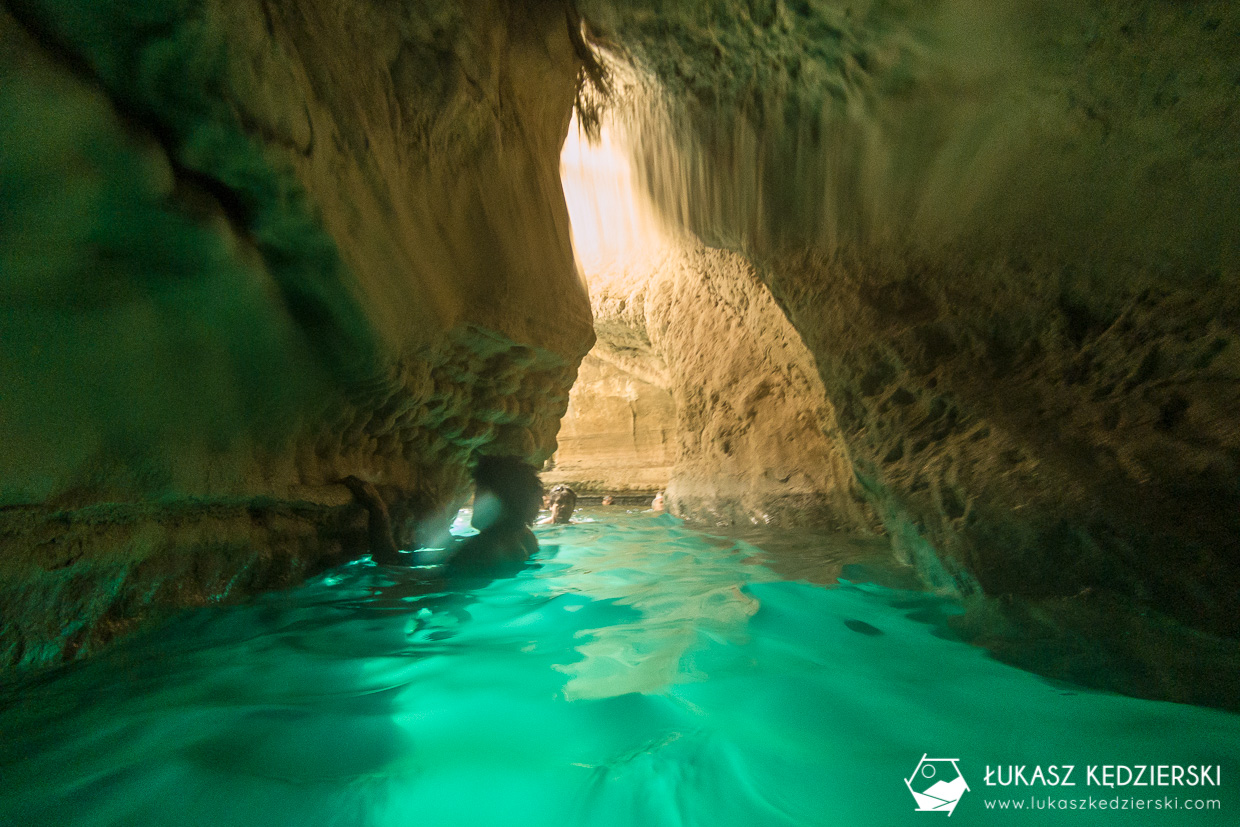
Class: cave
1,0,1238,823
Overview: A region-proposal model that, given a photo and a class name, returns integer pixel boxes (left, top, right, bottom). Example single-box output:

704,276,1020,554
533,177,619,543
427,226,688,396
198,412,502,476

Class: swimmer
601,495,614,506
341,456,544,577
547,485,577,524
447,456,543,576
651,491,665,512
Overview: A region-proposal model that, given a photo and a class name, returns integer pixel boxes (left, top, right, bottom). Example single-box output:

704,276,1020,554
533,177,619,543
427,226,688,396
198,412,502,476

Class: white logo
907,754,970,816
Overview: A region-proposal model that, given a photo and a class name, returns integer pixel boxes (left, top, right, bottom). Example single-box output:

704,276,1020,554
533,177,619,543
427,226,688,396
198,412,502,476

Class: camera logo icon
906,754,970,816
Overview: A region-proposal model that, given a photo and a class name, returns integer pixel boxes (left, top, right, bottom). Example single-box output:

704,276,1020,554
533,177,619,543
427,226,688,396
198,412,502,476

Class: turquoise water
1,511,1237,826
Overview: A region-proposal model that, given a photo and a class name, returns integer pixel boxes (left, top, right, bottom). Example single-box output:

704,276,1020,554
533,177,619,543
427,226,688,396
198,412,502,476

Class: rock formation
543,353,675,498
0,0,593,667
552,116,870,525
569,0,1240,650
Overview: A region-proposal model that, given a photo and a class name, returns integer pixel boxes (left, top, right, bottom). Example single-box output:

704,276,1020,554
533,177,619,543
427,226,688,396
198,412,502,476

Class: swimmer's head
548,485,577,524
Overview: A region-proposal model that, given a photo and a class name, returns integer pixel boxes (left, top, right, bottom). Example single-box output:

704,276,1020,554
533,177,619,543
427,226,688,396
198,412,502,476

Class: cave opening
545,111,679,503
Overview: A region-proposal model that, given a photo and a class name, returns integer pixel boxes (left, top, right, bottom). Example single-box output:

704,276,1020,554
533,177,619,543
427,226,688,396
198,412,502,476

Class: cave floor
1,511,1237,825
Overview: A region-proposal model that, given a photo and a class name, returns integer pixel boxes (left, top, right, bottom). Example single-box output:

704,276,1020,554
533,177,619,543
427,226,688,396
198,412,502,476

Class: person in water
448,456,543,576
340,455,543,576
545,484,577,524
601,495,614,506
651,490,665,512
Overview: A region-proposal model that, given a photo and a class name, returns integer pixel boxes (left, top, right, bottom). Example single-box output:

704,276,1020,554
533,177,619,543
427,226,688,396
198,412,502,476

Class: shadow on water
0,512,1238,826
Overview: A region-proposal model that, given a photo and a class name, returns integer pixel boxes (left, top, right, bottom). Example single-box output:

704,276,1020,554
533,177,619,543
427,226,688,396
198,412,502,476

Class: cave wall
0,0,593,667
553,115,868,525
651,245,872,527
580,0,1240,637
551,244,868,525
543,352,674,496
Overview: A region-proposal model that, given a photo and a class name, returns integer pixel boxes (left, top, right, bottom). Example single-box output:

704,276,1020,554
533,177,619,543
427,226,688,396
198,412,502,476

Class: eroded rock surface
543,353,674,497
577,0,1240,644
650,246,869,527
553,118,869,525
0,0,593,667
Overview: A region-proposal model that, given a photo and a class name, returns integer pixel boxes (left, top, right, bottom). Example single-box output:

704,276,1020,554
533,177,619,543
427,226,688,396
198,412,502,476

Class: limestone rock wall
551,244,869,526
0,0,593,667
648,246,870,527
581,0,1240,637
553,114,869,525
543,352,674,496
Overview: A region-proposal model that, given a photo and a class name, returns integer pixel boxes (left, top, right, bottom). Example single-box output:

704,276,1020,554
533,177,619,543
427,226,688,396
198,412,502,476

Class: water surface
1,511,1236,825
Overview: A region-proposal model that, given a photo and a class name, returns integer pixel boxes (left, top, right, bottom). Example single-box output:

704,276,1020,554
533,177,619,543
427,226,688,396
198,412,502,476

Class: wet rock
0,0,593,667
579,0,1240,638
